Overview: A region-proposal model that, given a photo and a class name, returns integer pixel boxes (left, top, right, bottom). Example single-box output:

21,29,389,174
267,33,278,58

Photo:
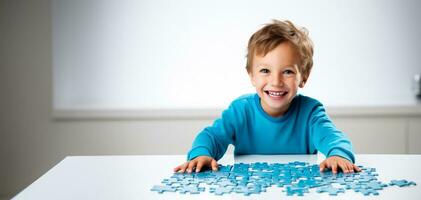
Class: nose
270,73,284,87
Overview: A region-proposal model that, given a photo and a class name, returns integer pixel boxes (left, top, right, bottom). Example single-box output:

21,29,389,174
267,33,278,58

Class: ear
299,75,308,88
299,81,306,88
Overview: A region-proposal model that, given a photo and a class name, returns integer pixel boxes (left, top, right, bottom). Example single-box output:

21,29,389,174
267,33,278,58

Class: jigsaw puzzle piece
150,185,176,193
209,186,233,195
316,186,345,196
178,185,205,194
389,179,417,187
283,185,309,196
356,188,380,196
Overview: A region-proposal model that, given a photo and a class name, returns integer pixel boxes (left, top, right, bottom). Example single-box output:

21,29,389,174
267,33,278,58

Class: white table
12,154,421,200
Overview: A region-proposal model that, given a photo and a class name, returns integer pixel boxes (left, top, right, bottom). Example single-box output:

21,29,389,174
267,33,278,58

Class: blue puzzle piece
297,178,326,188
217,179,237,187
209,186,233,195
355,188,379,196
389,179,417,187
150,185,176,193
274,176,293,187
251,162,270,171
365,181,388,190
283,185,309,196
316,186,345,196
177,185,205,194
233,185,265,196
218,164,232,172
344,182,363,190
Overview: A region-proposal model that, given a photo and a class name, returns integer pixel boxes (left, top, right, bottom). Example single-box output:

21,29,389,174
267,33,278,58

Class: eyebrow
256,64,297,69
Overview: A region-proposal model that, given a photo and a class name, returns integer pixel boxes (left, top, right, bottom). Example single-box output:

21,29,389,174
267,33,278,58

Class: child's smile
249,41,305,117
265,90,288,99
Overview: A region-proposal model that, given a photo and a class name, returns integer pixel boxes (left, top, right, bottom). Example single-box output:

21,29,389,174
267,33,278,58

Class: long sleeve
186,93,356,163
309,104,355,163
187,103,242,161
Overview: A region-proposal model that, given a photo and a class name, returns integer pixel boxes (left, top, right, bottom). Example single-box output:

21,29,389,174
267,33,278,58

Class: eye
283,69,295,75
259,68,270,74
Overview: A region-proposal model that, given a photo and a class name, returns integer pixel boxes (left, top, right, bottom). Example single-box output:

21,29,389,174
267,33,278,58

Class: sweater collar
253,93,299,122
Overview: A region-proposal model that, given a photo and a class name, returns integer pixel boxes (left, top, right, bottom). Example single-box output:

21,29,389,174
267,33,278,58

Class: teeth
268,91,286,97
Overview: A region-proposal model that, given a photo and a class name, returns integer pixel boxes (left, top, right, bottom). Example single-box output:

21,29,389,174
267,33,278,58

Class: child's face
249,42,305,117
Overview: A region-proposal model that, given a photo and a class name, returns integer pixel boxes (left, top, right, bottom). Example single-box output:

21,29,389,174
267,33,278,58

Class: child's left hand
319,156,361,174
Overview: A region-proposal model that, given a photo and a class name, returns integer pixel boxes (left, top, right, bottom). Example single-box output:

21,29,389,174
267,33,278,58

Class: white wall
1,0,421,199
52,0,421,110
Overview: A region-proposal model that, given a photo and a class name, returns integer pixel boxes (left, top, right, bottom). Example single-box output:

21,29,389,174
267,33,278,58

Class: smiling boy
174,20,361,174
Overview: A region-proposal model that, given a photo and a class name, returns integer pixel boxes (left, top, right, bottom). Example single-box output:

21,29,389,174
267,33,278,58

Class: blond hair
246,20,314,81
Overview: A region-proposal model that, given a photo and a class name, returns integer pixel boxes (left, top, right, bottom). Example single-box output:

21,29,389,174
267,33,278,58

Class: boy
174,20,361,174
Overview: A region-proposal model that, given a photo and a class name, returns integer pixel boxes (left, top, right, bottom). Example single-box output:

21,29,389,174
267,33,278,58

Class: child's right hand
173,156,218,173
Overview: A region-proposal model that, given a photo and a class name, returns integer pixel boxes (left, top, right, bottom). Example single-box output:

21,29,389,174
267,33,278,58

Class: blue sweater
187,93,355,163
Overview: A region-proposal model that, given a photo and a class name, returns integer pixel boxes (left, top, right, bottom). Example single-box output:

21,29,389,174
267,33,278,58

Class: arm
174,103,241,173
188,104,239,161
310,104,360,173
310,104,355,163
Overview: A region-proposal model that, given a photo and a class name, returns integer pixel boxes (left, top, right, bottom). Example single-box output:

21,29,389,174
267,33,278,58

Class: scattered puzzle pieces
151,161,416,197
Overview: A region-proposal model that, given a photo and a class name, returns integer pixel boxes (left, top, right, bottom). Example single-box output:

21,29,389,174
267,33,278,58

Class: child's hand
173,156,218,173
319,156,361,174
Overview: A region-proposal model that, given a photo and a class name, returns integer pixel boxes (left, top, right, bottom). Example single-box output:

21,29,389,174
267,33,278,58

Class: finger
187,160,197,173
173,162,187,172
353,164,362,172
336,161,347,173
332,163,338,174
323,160,332,172
346,163,354,173
181,162,190,173
173,165,181,172
211,159,218,171
338,162,349,173
174,162,188,173
349,163,356,173
196,161,204,173
319,161,327,172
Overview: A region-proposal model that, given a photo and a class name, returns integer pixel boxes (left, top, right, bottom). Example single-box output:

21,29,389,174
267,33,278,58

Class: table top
12,154,421,200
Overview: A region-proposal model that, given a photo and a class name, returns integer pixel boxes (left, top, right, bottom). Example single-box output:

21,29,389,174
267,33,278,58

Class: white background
52,0,421,109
